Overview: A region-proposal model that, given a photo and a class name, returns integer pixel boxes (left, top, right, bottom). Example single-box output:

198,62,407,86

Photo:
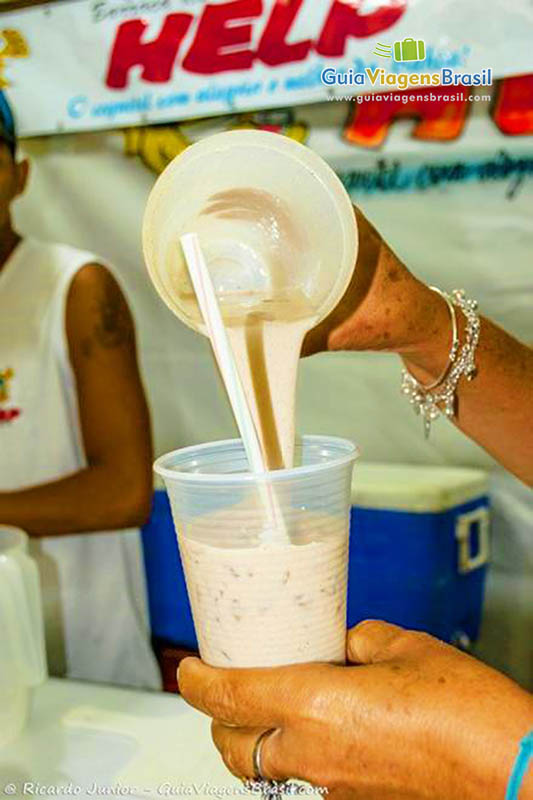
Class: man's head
0,91,29,226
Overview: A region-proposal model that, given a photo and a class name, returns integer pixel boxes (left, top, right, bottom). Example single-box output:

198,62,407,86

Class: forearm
0,464,152,537
401,289,533,486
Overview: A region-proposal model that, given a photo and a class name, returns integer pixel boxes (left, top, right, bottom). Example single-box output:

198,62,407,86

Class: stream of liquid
179,187,320,469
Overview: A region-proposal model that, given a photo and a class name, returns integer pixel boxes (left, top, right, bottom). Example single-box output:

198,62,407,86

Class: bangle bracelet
506,731,533,800
401,289,481,439
420,287,460,391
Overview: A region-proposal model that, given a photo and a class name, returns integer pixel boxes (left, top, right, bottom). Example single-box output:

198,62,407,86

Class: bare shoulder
66,262,135,356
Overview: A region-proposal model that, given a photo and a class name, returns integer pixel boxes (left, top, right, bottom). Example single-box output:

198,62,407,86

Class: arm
402,306,533,485
0,263,153,536
302,208,533,486
179,622,533,800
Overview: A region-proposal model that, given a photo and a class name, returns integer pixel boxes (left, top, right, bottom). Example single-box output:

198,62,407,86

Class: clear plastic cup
154,436,359,668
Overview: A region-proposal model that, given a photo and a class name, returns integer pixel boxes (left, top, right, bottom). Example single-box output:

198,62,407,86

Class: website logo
374,38,426,62
323,38,491,91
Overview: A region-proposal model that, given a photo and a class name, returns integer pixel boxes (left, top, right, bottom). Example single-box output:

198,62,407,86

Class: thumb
347,620,408,665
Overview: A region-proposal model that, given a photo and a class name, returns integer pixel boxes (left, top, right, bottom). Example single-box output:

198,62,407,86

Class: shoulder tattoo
93,274,134,350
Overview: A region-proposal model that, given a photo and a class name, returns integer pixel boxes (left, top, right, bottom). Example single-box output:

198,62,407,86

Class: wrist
450,692,533,800
400,283,459,384
506,730,533,800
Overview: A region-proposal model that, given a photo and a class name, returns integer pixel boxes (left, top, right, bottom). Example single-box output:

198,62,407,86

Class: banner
3,0,533,136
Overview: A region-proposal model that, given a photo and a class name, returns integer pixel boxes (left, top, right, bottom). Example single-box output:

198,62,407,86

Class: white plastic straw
180,233,288,542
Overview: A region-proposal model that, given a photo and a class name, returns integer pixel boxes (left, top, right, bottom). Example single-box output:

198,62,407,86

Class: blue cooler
141,487,198,650
142,464,490,651
348,464,490,645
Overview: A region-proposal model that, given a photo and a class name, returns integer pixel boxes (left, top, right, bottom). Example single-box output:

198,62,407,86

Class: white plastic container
155,436,359,667
143,130,359,470
0,526,47,747
142,129,358,332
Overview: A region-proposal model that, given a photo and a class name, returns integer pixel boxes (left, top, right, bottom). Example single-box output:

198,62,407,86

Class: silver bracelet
421,287,460,390
401,289,481,438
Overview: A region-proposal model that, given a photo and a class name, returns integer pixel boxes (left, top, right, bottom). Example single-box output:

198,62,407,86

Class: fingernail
177,658,188,689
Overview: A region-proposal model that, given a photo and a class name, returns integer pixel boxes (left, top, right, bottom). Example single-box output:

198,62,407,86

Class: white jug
0,526,47,747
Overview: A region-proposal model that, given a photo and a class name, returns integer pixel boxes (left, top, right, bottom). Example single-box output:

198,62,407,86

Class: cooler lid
351,463,489,513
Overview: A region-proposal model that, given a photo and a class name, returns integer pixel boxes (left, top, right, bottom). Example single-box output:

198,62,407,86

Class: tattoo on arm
68,265,137,362
93,275,134,350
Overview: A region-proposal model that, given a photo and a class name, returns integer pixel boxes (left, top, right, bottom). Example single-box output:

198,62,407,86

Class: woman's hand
302,207,457,385
301,207,533,486
178,621,533,800
302,208,449,367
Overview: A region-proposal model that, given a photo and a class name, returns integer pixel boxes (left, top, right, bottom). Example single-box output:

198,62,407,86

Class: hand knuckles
405,629,440,654
352,618,392,635
203,677,238,722
385,628,435,660
350,620,420,661
350,619,394,649
303,685,330,725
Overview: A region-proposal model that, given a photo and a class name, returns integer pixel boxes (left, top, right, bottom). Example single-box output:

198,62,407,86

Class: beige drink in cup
155,436,358,667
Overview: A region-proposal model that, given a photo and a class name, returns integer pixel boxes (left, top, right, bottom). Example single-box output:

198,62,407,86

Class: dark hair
0,91,17,158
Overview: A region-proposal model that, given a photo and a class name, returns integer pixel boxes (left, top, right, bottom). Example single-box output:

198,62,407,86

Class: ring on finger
252,728,277,781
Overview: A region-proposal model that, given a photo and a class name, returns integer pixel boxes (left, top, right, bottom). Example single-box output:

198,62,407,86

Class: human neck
0,223,21,274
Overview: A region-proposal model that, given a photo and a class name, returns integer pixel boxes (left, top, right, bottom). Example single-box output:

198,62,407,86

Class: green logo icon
373,37,426,62
393,38,426,62
373,42,392,58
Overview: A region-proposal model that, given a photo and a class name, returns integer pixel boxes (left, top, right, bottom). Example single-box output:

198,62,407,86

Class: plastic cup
143,130,358,334
154,436,359,668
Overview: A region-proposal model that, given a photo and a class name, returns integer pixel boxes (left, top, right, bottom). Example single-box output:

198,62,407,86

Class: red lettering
106,14,192,89
344,86,471,148
183,0,261,75
492,73,533,136
317,0,407,56
0,408,20,422
257,0,311,67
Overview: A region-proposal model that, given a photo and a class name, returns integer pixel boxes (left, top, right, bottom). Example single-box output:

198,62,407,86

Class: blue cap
0,91,16,156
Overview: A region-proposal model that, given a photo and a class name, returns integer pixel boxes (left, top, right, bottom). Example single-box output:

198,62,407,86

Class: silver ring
252,728,276,780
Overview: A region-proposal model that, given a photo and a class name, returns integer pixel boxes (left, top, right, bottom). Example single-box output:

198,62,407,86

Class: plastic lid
351,463,489,513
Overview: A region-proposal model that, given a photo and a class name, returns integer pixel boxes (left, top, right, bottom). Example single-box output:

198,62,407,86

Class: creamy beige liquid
227,310,312,469
180,511,348,668
177,188,319,468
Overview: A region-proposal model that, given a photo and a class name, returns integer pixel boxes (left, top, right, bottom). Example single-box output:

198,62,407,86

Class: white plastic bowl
142,130,358,333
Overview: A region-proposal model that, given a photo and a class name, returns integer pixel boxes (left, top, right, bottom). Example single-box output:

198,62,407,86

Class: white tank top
0,238,161,689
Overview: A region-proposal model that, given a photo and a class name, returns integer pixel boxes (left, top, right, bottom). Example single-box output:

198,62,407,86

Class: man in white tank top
0,93,161,689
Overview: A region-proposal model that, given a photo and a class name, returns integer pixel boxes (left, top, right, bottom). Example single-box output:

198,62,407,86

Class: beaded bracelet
401,289,481,438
